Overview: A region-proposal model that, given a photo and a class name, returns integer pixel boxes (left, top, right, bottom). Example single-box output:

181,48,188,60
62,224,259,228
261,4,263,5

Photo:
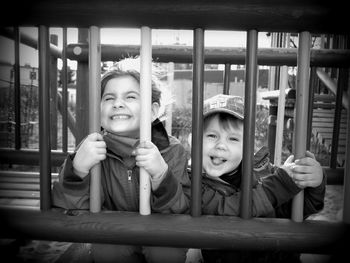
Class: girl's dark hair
101,58,162,105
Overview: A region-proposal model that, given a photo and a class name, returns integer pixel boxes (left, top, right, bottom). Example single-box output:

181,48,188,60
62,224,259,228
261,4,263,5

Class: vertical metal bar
306,67,316,151
223,63,230,94
274,65,288,166
191,28,204,217
292,31,311,222
88,26,101,213
14,27,21,150
330,68,347,168
38,25,52,210
343,68,350,224
76,29,89,145
62,28,68,153
241,29,258,219
50,35,58,151
165,62,174,135
139,26,152,215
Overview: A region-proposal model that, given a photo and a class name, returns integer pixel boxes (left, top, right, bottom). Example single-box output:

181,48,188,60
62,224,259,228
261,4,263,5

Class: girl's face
100,76,141,136
202,115,243,178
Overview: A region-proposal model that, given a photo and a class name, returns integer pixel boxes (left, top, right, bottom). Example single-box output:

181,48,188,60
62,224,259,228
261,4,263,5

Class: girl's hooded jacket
52,119,191,214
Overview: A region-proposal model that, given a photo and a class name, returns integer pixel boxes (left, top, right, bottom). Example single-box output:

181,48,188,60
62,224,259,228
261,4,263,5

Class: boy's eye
229,137,239,142
126,95,137,100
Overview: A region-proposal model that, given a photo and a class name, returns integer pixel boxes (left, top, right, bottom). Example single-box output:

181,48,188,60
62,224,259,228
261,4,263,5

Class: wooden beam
1,1,347,33
0,208,347,254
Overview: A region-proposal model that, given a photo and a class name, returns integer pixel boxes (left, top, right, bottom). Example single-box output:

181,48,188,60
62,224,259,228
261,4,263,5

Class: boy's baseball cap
203,94,244,120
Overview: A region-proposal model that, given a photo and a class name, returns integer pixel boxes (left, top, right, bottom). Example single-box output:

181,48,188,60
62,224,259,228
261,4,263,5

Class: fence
0,0,349,257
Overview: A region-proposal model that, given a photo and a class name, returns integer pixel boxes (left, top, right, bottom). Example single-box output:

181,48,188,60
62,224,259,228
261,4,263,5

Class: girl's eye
126,95,137,100
104,96,114,101
207,134,217,139
229,137,239,142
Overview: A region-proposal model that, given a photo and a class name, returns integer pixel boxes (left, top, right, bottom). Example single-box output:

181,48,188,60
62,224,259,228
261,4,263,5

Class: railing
0,0,349,256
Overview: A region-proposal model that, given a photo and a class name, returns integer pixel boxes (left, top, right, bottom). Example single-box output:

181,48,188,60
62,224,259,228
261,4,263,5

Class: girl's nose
113,98,125,108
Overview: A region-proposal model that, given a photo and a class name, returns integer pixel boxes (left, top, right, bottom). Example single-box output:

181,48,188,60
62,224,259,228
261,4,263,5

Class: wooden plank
313,127,346,134
312,122,347,128
312,117,347,123
0,198,40,208
0,177,58,184
0,190,39,199
0,171,59,179
0,183,40,191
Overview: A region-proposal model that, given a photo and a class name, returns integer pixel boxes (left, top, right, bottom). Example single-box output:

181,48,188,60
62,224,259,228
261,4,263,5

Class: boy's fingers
284,155,294,164
305,151,316,159
295,157,317,166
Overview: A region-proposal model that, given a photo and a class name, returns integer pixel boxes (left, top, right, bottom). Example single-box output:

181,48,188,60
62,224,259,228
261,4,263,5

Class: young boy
197,94,325,263
52,57,190,263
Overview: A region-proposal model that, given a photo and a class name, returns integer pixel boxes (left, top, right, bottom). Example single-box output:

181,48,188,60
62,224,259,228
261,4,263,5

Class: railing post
223,63,231,94
191,28,204,217
241,29,258,219
62,28,68,153
38,25,52,210
88,26,101,213
14,26,21,150
139,26,152,215
292,31,311,222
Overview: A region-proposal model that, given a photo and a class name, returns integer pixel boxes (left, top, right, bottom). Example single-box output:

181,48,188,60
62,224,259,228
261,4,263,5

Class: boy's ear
151,102,160,121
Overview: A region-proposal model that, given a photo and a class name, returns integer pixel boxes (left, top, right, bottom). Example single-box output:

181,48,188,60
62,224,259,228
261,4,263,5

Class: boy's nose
215,141,227,150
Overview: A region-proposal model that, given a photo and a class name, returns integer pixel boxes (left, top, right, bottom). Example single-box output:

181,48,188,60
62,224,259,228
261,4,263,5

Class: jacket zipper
127,170,132,181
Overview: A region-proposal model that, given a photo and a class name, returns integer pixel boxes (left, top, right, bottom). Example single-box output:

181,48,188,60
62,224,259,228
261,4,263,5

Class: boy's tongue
211,157,226,165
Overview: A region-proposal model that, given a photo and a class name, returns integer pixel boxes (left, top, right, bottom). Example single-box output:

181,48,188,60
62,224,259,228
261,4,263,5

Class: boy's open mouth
210,156,227,165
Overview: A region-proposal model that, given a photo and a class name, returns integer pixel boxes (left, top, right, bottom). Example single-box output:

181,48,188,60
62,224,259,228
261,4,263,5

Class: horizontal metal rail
1,1,347,33
67,44,350,67
0,208,347,254
0,149,68,167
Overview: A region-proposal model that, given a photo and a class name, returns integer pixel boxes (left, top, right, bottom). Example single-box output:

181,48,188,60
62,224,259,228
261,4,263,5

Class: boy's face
100,76,141,136
202,115,243,178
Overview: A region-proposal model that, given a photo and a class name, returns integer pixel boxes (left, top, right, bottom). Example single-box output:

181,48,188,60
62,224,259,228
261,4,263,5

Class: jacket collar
103,118,170,160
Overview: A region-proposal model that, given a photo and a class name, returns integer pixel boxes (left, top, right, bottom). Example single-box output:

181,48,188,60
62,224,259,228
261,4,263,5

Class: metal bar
0,149,69,167
88,26,101,213
0,27,62,58
0,208,347,254
223,63,230,94
66,44,350,67
191,28,204,217
38,25,52,211
62,28,68,153
306,67,316,150
344,68,350,224
14,27,21,150
50,35,58,151
2,1,347,34
139,26,152,215
274,65,288,166
330,68,348,168
75,29,89,145
241,29,258,219
292,31,311,222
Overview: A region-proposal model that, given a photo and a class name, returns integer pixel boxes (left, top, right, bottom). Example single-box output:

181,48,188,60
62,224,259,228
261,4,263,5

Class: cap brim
204,108,244,120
